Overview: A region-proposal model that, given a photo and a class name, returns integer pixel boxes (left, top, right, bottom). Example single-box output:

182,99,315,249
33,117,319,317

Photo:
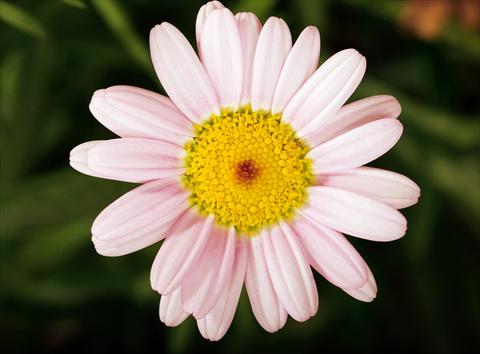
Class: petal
91,179,189,256
343,264,377,302
305,95,401,146
251,17,292,111
85,138,184,183
235,12,261,105
245,232,288,332
197,237,247,341
271,26,320,114
263,222,318,321
159,287,189,327
195,1,225,51
282,49,366,136
309,118,403,174
318,167,420,209
89,86,192,145
150,23,220,122
303,186,407,241
70,141,105,178
292,216,367,289
200,8,243,109
182,227,235,318
150,212,214,294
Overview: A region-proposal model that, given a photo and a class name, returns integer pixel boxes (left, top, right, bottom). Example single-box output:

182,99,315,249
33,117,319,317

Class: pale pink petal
292,216,367,289
343,264,377,302
91,179,189,256
319,167,420,209
150,212,214,294
182,227,235,318
245,232,288,332
69,141,105,178
85,138,184,183
150,23,219,122
263,222,318,321
271,26,320,114
235,12,261,105
250,17,292,111
303,186,407,241
195,1,225,50
197,238,247,341
200,8,243,109
305,95,401,146
159,287,189,327
282,49,366,136
309,119,403,174
89,86,192,145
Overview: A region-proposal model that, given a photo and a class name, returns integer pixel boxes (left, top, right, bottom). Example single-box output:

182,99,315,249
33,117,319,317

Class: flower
70,0,420,341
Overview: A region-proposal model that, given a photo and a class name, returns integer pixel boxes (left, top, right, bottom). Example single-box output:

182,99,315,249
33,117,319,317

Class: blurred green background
1,0,479,353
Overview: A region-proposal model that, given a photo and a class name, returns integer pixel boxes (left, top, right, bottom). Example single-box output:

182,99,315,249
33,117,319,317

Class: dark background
1,0,479,353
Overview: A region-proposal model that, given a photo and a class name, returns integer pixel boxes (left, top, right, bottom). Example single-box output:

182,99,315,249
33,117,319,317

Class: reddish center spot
235,159,260,185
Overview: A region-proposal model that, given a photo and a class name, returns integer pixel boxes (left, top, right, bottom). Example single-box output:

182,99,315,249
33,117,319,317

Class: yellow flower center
182,107,313,235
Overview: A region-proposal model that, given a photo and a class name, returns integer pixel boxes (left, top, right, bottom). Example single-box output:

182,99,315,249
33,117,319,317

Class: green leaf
168,317,195,354
359,77,480,149
296,0,329,32
17,218,92,272
0,1,46,39
0,52,24,186
1,168,131,240
405,186,438,264
91,0,153,78
61,0,86,10
429,154,480,228
393,136,480,229
233,0,278,20
0,51,23,122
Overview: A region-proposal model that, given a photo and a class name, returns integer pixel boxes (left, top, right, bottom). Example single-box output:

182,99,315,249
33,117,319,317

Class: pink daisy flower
70,1,420,341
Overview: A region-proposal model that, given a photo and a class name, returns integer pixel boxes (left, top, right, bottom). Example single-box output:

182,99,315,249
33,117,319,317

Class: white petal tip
92,235,131,257
69,143,88,163
262,324,285,333
198,328,226,342
347,286,377,303
304,25,320,37
265,16,282,23
89,88,106,107
344,267,378,302
69,141,101,175
69,161,87,175
235,11,253,20
344,48,360,55
387,96,402,118
149,24,160,37
150,23,168,38
92,239,119,257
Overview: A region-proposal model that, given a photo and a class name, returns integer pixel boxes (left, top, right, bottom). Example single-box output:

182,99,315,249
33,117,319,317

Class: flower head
70,0,420,341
